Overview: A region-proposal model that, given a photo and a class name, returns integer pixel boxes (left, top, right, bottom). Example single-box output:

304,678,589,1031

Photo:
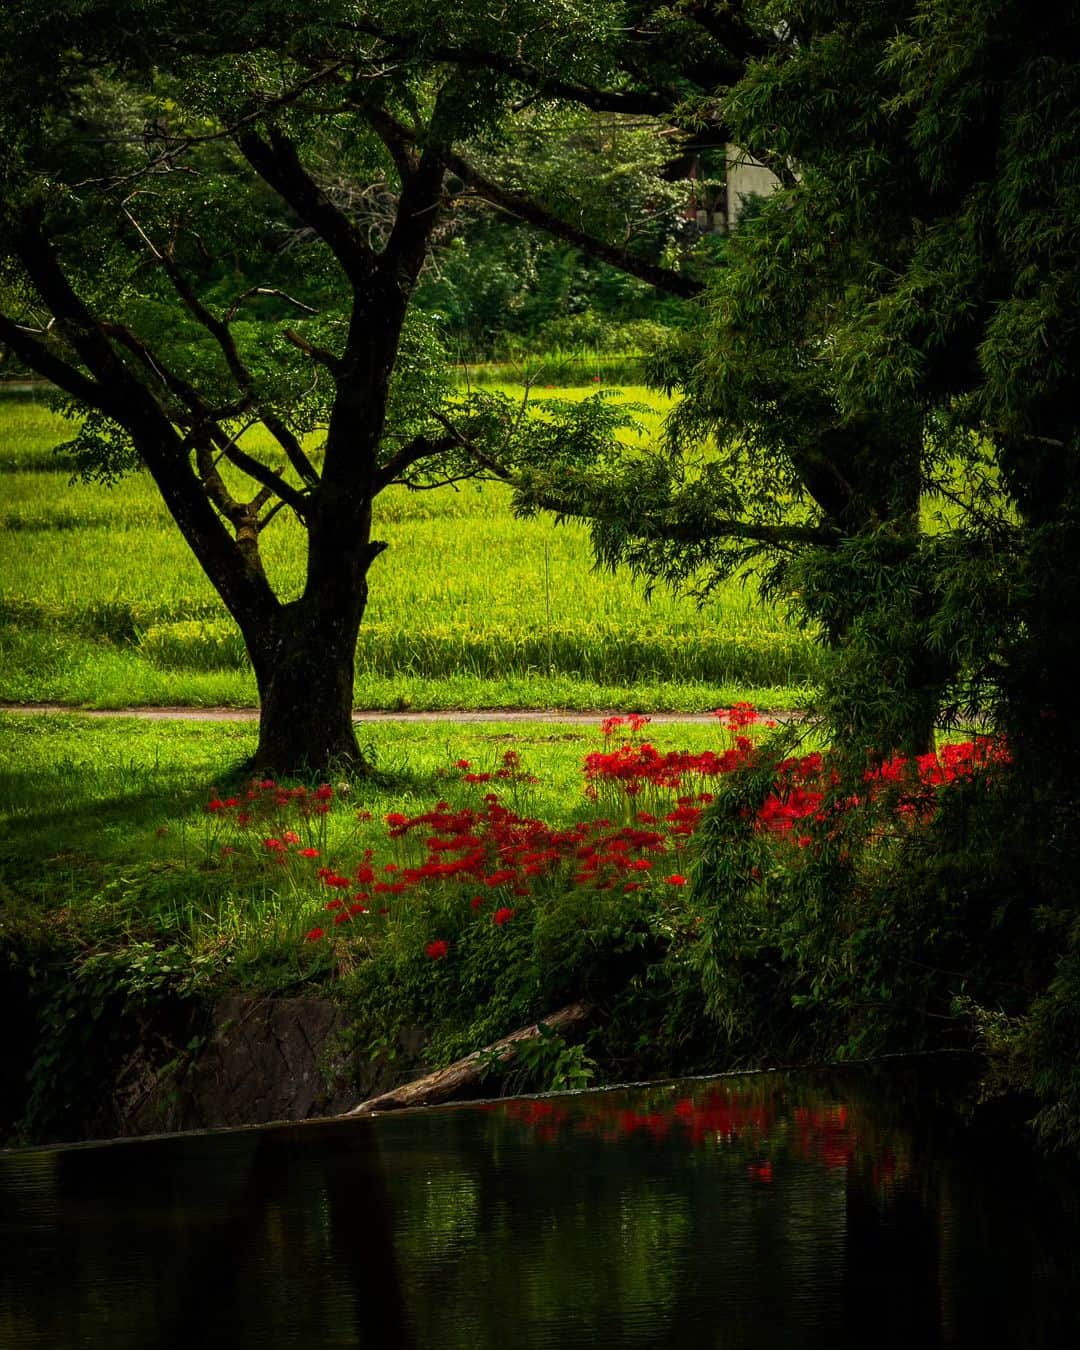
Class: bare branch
224,287,319,323
208,428,309,517
100,320,309,518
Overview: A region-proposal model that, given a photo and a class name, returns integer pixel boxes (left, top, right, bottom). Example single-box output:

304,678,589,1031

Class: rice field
0,387,821,709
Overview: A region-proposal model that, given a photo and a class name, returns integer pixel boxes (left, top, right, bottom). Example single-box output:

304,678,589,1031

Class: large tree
512,0,1080,1125
0,1,747,774
514,0,1080,765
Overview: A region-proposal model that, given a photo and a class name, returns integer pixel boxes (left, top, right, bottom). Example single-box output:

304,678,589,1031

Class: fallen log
344,1000,591,1116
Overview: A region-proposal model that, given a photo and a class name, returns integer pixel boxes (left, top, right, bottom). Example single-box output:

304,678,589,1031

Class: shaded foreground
2,1062,1078,1349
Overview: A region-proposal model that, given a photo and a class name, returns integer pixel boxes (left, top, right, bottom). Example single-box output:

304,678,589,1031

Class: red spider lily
492,906,516,926
601,713,651,738
305,927,325,942
713,702,760,730
211,715,1011,952
425,939,449,960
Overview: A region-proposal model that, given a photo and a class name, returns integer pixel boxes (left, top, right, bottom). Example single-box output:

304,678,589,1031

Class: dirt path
0,701,785,725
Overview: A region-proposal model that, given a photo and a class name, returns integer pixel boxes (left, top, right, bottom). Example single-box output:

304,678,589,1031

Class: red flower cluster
712,702,761,730
201,711,1008,964
458,748,539,786
584,739,756,792
601,713,651,739
865,738,1009,792
205,776,335,831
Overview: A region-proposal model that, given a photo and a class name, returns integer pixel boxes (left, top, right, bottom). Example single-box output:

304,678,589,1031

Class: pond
1,1060,1077,1348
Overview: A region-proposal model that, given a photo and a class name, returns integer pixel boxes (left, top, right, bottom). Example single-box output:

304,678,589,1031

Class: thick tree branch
6,213,280,629
0,312,117,412
153,243,321,489
685,0,773,60
284,328,341,372
207,429,309,517
361,100,420,183
444,151,704,299
374,432,460,491
101,320,308,518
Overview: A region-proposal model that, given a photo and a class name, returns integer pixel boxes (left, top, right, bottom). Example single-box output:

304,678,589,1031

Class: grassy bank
0,706,1046,1147
0,708,782,1140
0,389,821,710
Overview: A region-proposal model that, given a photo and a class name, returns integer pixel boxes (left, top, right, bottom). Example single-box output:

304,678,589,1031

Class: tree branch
207,428,309,517
5,212,280,629
224,286,319,323
151,241,321,488
0,312,118,412
72,58,352,191
445,152,704,299
374,432,459,491
237,125,374,284
284,328,341,372
101,319,309,518
685,0,774,61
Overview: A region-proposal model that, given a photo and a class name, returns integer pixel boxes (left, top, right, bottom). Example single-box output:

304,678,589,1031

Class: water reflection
1,1064,1077,1348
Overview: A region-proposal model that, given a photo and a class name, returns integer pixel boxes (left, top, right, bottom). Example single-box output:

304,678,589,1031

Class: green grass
0,710,750,968
0,623,811,713
0,387,821,709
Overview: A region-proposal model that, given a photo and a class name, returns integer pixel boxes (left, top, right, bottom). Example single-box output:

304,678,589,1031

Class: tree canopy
0,0,747,771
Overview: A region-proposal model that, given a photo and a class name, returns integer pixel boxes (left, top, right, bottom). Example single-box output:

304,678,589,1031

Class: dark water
1,1063,1078,1349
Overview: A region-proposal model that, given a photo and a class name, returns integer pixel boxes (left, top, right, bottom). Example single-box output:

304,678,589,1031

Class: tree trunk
249,598,368,777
